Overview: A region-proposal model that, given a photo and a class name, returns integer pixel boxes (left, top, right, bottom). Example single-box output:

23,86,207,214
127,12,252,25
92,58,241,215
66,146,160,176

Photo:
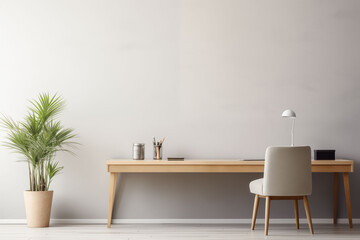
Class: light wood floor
0,224,359,240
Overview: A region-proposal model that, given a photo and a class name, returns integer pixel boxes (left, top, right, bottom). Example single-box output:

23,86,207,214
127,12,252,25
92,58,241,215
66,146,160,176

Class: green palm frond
46,161,64,190
29,93,65,129
0,114,19,131
20,113,41,137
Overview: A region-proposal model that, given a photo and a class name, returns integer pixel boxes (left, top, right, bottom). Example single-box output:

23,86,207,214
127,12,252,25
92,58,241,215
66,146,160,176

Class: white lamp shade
282,109,296,118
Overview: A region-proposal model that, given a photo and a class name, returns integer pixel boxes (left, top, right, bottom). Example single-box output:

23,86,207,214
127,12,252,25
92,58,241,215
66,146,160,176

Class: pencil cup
153,145,162,160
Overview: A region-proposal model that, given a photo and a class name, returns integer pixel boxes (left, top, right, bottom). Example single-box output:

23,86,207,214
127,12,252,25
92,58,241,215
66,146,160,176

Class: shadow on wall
111,173,334,219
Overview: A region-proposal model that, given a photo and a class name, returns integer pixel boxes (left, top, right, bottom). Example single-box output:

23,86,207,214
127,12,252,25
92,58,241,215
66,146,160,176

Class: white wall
1,0,360,220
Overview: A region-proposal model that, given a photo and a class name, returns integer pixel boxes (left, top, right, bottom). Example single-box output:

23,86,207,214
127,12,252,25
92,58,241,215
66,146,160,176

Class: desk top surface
106,159,354,173
107,159,353,166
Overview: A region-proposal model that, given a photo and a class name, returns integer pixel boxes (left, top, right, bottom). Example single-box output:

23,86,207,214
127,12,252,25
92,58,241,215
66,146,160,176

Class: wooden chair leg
303,196,314,234
294,199,299,229
333,172,338,224
251,195,260,230
265,196,271,236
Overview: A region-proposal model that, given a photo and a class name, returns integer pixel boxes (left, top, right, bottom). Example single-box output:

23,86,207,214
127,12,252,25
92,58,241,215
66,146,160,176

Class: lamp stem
291,118,295,146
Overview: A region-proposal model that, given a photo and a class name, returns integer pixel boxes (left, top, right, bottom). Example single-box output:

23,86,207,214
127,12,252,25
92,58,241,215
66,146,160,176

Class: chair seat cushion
249,178,263,195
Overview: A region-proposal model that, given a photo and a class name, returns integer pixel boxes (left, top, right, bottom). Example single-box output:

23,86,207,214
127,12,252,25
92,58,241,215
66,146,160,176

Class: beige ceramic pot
24,190,53,228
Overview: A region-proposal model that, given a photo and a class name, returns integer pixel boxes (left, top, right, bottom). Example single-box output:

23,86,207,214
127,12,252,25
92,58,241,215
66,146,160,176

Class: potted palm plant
1,93,78,227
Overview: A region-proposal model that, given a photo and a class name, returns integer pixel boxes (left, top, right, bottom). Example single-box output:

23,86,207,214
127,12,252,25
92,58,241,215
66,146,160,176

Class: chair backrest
263,146,312,196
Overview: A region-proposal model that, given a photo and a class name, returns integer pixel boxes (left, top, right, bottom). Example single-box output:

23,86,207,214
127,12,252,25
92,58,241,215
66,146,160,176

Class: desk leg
333,173,338,224
107,172,118,228
343,173,353,228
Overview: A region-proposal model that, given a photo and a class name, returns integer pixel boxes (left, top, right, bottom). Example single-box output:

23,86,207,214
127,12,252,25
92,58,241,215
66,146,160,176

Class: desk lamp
282,109,296,146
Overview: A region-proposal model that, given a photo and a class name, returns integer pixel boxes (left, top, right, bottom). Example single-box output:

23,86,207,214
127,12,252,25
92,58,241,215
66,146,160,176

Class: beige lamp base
24,190,53,228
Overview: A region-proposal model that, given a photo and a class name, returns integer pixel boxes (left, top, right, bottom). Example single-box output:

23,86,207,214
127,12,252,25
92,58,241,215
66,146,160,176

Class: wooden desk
106,159,354,228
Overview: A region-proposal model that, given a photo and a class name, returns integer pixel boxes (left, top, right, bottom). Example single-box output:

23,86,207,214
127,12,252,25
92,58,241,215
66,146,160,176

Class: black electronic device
314,150,335,160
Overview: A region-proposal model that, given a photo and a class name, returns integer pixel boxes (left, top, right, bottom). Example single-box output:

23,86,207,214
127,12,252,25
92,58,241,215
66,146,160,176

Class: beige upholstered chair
249,146,313,235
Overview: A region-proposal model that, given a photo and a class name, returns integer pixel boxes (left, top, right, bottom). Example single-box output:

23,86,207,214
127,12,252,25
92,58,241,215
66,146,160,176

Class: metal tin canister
133,143,145,160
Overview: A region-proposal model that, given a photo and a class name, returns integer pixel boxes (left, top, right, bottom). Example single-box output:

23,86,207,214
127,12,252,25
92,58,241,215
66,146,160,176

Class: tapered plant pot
24,190,53,227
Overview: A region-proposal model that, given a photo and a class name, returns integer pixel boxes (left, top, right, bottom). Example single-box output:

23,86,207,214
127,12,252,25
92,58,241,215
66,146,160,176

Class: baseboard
0,218,358,225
